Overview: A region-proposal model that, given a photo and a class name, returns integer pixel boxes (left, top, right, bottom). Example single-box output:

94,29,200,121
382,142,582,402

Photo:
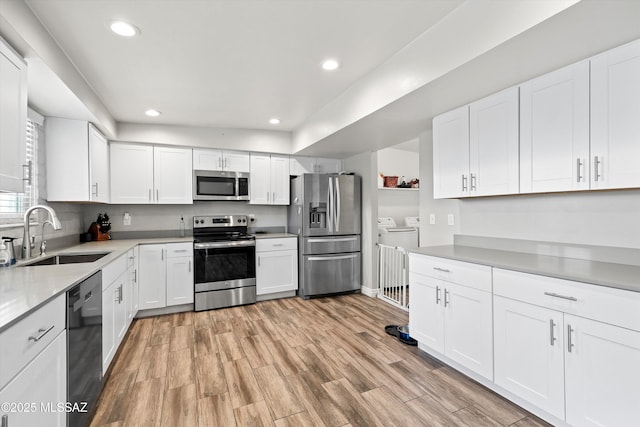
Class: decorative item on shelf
409,178,420,188
378,173,384,188
383,175,398,188
397,176,412,188
89,212,111,241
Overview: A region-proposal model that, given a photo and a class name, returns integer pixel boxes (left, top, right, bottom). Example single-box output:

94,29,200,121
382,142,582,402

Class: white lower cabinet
256,237,298,296
0,332,67,427
564,314,640,427
139,242,193,310
408,254,493,380
493,268,640,427
494,296,565,419
102,271,128,372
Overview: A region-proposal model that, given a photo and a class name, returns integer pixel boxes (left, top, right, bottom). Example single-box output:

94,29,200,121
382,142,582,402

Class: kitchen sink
22,252,111,266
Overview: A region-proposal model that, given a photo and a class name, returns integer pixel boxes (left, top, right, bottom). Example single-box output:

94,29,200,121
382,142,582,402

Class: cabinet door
315,157,341,174
89,124,110,203
154,146,193,204
290,156,315,176
249,153,271,204
193,148,222,170
444,282,493,380
493,296,565,419
591,39,640,190
270,155,290,205
433,105,470,199
0,332,66,427
224,150,251,172
565,315,640,427
166,256,194,306
0,39,27,193
408,273,444,353
102,281,116,372
138,245,167,310
470,87,519,196
110,143,154,204
256,249,298,295
520,61,590,193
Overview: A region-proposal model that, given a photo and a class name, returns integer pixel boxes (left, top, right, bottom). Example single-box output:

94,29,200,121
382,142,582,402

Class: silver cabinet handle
134,269,137,283
435,286,441,305
1,414,7,427
224,158,228,169
470,173,477,191
29,325,55,342
22,160,33,186
173,249,189,253
161,248,164,261
272,192,276,204
149,189,152,202
92,182,99,197
433,267,451,273
258,256,261,267
594,156,601,182
549,319,556,346
461,174,467,191
567,324,574,352
272,243,284,247
189,260,192,272
444,289,450,307
576,158,583,182
156,189,159,201
544,292,577,302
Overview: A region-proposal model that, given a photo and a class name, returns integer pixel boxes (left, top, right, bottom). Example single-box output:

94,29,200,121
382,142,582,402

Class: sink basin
23,252,110,266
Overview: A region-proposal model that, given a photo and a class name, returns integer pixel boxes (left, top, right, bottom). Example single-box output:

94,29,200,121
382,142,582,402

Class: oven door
194,241,256,292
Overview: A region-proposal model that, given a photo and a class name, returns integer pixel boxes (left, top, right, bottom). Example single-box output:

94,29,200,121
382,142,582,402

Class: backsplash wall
83,203,288,235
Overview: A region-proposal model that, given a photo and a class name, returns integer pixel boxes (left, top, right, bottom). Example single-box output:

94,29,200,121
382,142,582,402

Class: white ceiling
24,0,463,131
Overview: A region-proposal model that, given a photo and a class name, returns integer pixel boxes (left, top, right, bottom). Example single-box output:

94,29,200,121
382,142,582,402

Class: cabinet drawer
0,294,65,389
494,268,640,332
167,242,193,258
409,254,492,292
103,253,128,285
256,237,297,252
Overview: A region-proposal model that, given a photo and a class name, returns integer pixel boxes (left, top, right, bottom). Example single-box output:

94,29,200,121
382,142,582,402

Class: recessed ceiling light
109,21,141,37
269,118,281,125
145,109,161,117
322,59,340,71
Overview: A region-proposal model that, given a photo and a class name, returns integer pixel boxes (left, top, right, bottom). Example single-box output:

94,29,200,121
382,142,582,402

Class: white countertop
0,237,193,332
410,245,640,293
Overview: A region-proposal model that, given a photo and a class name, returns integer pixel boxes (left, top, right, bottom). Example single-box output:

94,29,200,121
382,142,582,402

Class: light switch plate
429,214,436,225
123,212,131,226
447,214,454,226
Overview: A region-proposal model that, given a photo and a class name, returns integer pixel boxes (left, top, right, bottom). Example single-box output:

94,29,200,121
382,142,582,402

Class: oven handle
194,240,256,249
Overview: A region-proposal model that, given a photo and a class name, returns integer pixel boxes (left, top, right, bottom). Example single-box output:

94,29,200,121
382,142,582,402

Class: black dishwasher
67,271,103,427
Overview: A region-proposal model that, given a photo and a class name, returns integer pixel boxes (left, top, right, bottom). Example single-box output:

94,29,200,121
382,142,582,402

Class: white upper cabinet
46,118,110,203
520,61,590,193
154,146,193,204
590,38,640,190
469,87,519,196
290,156,342,175
433,105,470,198
0,37,27,193
110,143,192,204
193,148,250,172
250,153,290,205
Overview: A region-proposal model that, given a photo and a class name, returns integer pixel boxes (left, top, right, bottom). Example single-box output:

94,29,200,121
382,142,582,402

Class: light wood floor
89,294,551,427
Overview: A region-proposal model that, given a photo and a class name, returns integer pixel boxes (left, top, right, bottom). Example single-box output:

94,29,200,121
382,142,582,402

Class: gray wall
343,152,378,293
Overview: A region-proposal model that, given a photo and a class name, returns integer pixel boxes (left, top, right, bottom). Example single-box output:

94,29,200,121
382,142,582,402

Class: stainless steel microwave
193,170,250,201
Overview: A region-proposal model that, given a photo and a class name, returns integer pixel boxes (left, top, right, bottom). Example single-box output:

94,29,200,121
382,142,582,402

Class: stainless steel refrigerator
288,173,361,298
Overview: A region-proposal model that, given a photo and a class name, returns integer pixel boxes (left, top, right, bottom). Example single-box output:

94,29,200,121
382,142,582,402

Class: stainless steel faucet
22,205,62,259
40,220,53,256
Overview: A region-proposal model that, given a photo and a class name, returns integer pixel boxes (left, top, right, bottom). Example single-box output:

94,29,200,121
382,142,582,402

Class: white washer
377,217,418,248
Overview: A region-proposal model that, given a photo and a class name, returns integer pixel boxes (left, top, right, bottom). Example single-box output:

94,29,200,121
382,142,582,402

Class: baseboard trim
360,286,379,298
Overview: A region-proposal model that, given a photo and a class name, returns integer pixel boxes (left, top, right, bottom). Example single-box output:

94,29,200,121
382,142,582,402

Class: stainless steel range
193,215,256,311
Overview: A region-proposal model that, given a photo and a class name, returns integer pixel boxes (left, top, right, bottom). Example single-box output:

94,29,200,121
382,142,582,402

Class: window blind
0,118,39,218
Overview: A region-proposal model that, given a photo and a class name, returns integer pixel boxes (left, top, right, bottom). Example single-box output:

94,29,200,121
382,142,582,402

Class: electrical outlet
123,212,131,226
447,214,454,226
429,214,436,225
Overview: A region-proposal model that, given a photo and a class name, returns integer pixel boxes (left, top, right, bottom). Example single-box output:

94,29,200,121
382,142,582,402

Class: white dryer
377,217,418,248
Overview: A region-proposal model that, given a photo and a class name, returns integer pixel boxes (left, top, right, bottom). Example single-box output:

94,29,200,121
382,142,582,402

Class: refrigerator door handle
335,176,341,232
328,177,334,233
